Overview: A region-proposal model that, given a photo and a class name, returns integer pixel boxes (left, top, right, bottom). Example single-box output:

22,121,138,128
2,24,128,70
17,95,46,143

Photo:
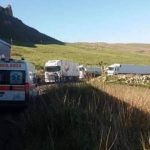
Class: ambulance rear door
0,62,26,102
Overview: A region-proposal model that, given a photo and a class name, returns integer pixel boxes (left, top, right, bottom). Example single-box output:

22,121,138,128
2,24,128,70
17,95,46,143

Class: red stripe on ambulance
12,85,25,91
0,85,10,90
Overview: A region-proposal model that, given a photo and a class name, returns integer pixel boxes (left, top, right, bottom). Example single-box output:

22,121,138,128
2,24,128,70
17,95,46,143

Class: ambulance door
0,70,26,102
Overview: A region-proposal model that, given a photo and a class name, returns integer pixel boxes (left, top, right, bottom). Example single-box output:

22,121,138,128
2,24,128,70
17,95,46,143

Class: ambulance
0,58,38,107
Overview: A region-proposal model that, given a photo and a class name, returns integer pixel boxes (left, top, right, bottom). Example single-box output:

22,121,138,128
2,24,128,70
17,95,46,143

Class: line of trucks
44,60,101,83
0,39,150,107
44,62,150,82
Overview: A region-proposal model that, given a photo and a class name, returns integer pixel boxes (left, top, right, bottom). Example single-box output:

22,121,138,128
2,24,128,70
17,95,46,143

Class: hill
0,5,64,45
12,42,150,69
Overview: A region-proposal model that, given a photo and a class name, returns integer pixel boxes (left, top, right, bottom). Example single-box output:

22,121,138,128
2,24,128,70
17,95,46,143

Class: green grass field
11,43,150,69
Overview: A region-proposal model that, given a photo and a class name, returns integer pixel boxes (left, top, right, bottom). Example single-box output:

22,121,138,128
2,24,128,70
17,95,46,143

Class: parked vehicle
0,58,38,107
0,39,11,59
78,65,101,79
44,60,79,83
107,64,150,75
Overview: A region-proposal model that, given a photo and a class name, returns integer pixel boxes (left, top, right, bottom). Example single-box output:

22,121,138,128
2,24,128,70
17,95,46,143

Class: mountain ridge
0,5,64,45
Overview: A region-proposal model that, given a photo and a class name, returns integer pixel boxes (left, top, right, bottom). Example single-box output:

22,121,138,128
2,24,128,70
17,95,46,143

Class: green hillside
12,43,150,69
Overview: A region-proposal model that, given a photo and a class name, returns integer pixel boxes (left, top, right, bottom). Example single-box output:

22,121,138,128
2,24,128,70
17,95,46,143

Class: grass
1,80,150,150
11,43,150,69
89,78,150,113
16,82,150,150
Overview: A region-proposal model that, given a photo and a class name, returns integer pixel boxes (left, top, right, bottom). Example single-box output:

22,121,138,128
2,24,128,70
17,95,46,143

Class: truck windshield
0,70,25,85
108,67,115,71
79,67,85,71
45,66,61,72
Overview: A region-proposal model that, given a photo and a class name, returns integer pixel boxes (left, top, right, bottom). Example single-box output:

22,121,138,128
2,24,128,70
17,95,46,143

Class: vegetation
5,82,150,150
101,75,150,88
11,43,150,69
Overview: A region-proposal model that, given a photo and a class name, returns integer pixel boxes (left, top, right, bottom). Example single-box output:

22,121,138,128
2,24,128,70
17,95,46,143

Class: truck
107,64,150,75
78,65,101,79
0,39,11,59
44,60,79,83
0,58,38,107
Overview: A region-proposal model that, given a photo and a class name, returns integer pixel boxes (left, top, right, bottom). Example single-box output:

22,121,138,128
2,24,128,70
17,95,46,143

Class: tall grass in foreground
20,83,150,150
89,78,150,113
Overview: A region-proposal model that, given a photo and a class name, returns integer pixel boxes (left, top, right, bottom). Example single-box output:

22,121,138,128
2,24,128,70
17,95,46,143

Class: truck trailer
107,64,150,75
44,60,79,83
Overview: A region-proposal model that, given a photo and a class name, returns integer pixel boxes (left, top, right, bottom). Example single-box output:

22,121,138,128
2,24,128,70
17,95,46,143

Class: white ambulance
0,58,38,106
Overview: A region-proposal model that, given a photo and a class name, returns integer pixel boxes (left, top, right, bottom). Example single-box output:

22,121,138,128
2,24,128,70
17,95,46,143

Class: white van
0,58,38,106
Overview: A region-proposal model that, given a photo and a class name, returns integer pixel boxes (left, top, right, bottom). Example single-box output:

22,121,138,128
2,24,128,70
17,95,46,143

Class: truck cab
107,64,120,75
78,65,86,79
44,60,61,83
44,60,79,83
78,65,101,79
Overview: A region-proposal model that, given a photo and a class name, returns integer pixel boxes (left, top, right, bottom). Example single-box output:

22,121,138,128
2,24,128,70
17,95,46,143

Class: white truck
0,58,38,107
0,39,11,59
107,64,150,75
44,60,79,83
78,65,101,79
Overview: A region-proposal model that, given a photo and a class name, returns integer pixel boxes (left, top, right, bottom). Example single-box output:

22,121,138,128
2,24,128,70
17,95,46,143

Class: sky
0,0,150,43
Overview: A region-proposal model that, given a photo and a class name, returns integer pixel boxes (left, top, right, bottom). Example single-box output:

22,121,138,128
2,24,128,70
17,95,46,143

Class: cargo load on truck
44,60,79,83
0,39,11,59
0,58,38,107
107,64,150,75
78,65,101,79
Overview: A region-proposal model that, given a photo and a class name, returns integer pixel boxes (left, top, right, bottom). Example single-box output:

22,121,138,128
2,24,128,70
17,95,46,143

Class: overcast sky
1,0,150,43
